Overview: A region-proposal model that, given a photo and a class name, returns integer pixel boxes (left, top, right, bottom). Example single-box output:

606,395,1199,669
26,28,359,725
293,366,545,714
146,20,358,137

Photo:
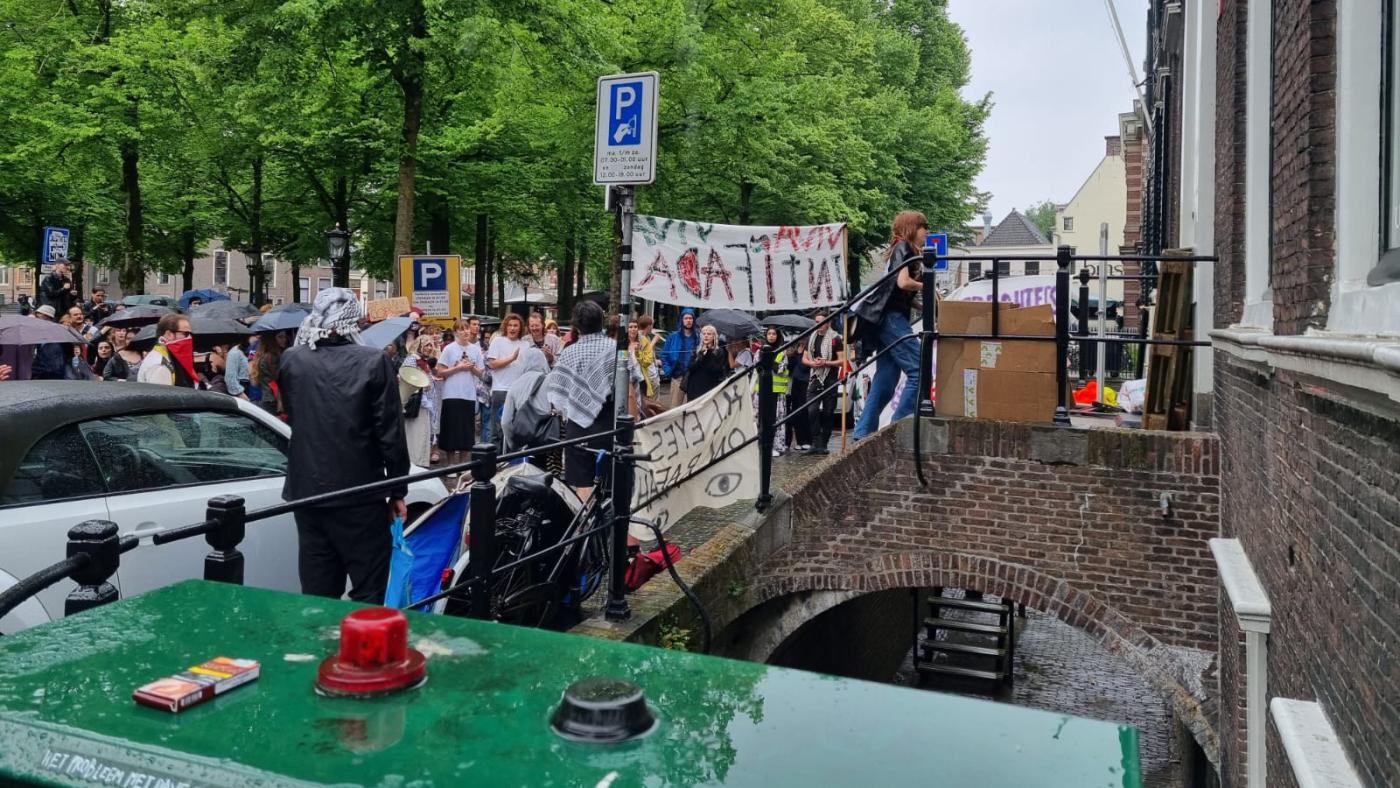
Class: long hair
884,210,928,260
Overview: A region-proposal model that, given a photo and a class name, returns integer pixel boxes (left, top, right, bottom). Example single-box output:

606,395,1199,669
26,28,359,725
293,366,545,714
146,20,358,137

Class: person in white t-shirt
484,313,527,448
435,317,486,470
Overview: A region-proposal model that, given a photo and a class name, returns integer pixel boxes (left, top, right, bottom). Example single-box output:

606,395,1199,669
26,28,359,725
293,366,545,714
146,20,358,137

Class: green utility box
0,581,1142,787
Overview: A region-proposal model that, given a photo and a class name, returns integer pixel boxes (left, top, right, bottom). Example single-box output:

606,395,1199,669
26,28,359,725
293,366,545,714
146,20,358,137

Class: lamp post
326,225,350,289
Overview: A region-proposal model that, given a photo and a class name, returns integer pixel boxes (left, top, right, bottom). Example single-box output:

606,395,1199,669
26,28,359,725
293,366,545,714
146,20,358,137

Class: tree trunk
559,231,576,322
181,230,195,293
119,134,144,294
484,230,494,314
72,225,85,296
291,262,301,304
250,156,265,302
739,179,753,225
390,7,426,294
474,213,488,313
427,193,450,255
577,237,587,297
31,216,42,299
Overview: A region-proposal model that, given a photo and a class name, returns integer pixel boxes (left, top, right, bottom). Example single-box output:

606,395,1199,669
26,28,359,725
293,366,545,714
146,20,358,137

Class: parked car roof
0,382,241,492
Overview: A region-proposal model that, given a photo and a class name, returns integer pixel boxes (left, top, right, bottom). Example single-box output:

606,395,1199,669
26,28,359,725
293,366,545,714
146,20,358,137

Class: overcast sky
947,0,1148,223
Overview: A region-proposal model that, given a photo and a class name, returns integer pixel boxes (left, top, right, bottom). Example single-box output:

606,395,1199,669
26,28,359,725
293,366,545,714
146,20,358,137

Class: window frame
76,409,290,499
968,261,982,280
0,425,109,509
213,250,229,287
0,266,9,286
1062,217,1074,232
262,253,278,289
1025,260,1041,276
157,271,171,286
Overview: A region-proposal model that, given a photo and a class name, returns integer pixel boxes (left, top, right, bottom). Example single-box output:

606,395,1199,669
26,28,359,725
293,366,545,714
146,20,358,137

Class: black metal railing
0,245,1215,633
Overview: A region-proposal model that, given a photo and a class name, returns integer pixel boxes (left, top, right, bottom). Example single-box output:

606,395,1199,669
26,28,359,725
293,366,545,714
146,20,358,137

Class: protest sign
366,297,411,322
631,371,759,539
631,215,847,310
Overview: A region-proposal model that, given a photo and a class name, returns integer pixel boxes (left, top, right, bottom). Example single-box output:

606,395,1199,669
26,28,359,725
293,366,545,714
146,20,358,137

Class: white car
0,382,448,633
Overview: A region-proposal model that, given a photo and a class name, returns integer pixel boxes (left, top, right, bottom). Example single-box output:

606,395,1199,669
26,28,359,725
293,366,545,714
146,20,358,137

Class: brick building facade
1151,0,1400,785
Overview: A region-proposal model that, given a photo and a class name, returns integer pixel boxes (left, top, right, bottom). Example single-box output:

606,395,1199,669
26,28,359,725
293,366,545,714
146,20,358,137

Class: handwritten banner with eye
630,370,759,539
631,216,849,310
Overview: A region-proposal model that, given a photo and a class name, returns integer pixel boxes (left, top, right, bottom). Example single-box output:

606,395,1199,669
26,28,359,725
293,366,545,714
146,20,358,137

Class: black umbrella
0,315,86,345
760,313,816,331
127,324,158,352
250,304,311,333
189,300,259,320
191,315,253,351
97,305,171,329
698,308,762,340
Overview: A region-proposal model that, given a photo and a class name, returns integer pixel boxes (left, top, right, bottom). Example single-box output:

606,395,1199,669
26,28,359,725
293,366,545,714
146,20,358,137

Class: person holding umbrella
29,305,70,380
103,328,143,381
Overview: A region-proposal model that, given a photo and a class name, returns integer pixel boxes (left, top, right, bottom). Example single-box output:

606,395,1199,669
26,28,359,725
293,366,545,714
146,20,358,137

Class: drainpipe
1210,538,1272,788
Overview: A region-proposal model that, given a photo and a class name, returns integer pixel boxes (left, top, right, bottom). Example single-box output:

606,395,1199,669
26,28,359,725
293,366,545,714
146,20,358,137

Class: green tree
1022,200,1058,240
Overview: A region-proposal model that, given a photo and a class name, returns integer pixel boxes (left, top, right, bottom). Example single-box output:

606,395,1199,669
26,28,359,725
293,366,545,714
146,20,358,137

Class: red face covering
165,336,197,382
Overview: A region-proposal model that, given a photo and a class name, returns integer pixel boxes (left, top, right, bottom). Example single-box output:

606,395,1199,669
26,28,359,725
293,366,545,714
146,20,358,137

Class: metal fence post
756,345,776,512
1077,266,1093,382
467,443,497,620
204,495,246,585
605,415,636,622
65,520,120,616
917,241,938,417
1053,246,1073,426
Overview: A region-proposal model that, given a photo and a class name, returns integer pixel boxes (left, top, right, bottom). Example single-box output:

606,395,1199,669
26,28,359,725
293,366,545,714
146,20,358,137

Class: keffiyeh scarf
297,287,363,350
546,331,616,428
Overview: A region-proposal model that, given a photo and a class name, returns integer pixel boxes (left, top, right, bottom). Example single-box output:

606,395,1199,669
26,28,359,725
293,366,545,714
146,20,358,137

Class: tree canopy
0,0,989,305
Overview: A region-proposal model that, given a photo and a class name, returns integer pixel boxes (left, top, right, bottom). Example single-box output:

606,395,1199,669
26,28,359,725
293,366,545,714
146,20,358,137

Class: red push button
316,608,426,698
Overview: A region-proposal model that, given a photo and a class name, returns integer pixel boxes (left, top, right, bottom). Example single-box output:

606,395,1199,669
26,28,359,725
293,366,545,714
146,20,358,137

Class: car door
80,409,301,599
0,424,114,630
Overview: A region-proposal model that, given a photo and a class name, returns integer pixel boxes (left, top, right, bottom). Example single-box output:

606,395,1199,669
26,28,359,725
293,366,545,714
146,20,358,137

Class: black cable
632,515,711,655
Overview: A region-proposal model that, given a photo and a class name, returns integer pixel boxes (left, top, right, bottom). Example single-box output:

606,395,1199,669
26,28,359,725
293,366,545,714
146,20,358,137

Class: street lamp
325,225,350,289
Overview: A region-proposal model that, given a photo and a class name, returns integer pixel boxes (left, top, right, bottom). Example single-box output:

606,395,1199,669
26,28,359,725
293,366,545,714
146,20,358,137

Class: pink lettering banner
631,216,849,310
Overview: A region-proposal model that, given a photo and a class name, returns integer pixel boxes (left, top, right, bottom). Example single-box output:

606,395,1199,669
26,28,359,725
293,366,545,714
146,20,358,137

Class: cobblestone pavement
894,596,1184,788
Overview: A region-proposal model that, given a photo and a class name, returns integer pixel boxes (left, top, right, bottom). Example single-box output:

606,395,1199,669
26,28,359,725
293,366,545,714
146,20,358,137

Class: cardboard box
936,302,1059,422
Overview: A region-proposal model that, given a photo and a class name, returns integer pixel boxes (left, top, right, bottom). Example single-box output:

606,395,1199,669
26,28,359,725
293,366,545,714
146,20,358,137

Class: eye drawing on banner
704,472,742,497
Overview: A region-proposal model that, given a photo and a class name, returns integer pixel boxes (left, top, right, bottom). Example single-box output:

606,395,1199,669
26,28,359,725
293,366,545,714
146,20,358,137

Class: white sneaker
798,444,811,451
772,449,783,457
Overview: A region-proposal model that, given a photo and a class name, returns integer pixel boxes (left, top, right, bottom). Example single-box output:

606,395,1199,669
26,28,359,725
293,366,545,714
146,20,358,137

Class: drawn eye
705,473,743,497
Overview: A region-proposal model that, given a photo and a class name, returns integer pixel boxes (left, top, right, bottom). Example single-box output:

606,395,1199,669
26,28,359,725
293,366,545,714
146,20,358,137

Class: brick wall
772,419,1221,653
1268,0,1336,335
1214,354,1399,787
1213,0,1248,327
1216,595,1247,788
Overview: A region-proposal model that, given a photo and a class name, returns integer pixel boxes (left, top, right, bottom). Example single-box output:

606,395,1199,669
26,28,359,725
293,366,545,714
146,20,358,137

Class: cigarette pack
132,657,261,713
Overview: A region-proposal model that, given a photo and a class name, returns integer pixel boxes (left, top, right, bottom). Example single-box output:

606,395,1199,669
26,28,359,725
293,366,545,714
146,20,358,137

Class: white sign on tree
594,72,659,185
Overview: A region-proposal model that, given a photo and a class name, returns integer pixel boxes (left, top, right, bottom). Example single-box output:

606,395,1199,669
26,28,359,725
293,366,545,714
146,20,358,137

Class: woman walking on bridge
852,210,927,440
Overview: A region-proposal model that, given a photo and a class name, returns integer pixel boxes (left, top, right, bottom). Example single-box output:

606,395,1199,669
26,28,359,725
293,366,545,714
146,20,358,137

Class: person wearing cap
39,259,77,317
279,287,409,603
29,305,69,380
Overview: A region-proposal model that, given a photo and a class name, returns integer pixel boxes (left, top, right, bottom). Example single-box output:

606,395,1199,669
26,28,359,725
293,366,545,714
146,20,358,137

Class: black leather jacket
279,337,410,505
39,272,76,315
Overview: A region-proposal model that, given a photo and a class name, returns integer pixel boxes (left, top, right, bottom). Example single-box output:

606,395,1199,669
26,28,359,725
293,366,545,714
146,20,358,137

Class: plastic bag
383,516,415,608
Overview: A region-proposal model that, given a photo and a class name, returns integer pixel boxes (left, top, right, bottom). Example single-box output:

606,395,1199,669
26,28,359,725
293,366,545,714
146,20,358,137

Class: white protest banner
631,215,848,310
631,371,759,539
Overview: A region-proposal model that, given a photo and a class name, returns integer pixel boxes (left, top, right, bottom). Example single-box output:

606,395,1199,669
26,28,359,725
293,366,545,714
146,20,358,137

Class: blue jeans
481,391,506,448
853,311,921,439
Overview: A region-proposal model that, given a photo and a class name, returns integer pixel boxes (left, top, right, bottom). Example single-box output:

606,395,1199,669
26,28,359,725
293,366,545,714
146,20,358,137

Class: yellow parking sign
398,255,462,328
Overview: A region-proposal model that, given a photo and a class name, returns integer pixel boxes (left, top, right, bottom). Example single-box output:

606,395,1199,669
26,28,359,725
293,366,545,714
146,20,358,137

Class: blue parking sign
608,81,644,147
924,232,949,271
42,227,70,266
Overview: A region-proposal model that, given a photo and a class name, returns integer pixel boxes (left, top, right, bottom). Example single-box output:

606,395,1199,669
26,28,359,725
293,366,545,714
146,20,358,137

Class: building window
158,272,171,286
213,250,228,286
968,262,982,280
1378,0,1400,282
262,253,277,289
1025,260,1040,276
1063,217,1074,231
317,257,331,269
96,268,110,284
0,267,9,286
297,277,309,299
317,277,330,292
995,260,1011,276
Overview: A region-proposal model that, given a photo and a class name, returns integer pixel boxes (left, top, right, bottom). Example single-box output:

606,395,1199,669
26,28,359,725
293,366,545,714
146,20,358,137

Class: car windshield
79,411,288,493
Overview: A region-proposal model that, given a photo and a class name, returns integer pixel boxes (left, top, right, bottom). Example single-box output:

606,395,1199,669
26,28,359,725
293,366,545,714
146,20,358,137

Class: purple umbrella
0,315,86,346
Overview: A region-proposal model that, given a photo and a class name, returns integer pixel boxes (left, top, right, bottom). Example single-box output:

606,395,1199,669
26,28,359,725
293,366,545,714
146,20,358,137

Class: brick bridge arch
721,419,1224,763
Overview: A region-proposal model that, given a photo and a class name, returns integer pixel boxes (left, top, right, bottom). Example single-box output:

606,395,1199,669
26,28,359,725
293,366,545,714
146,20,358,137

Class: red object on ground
625,544,683,590
316,607,426,697
1073,380,1099,405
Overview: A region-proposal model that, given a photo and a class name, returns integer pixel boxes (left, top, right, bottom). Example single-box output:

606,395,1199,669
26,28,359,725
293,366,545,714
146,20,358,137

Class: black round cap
550,677,657,743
